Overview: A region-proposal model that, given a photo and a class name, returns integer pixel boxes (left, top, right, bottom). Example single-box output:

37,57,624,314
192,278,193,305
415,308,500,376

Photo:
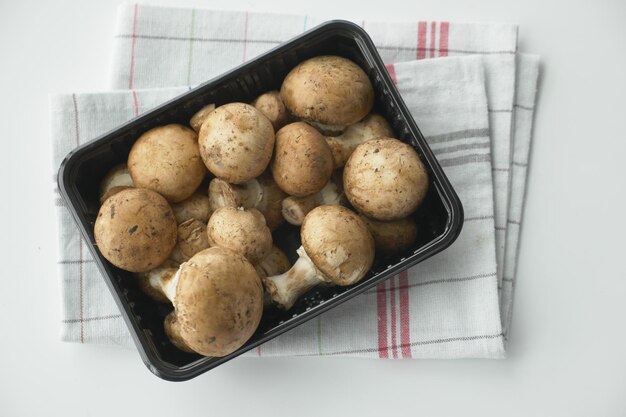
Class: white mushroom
344,138,429,221
280,55,374,134
264,205,374,310
198,102,275,184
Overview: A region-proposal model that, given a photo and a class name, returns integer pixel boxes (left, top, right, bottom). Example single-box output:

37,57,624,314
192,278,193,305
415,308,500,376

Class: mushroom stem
255,246,291,308
282,178,343,225
134,262,179,303
263,246,327,310
324,114,394,169
255,246,291,279
161,266,182,303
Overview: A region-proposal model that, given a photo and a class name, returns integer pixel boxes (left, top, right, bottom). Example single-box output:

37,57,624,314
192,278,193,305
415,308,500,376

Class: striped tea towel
52,4,540,357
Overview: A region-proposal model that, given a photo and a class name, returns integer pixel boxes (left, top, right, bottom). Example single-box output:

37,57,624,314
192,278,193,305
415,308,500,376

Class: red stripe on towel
399,270,412,358
389,276,398,358
128,3,139,89
439,22,450,57
417,21,427,59
385,63,397,85
376,282,389,358
430,22,437,58
131,90,139,116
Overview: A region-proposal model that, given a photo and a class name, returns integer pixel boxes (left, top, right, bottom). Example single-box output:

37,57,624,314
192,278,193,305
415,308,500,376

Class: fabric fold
52,4,540,358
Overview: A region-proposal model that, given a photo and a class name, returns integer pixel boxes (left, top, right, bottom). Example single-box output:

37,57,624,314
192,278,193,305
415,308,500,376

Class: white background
1,0,625,415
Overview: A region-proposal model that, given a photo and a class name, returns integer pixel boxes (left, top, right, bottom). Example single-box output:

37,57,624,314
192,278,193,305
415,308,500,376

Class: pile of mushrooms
93,55,429,358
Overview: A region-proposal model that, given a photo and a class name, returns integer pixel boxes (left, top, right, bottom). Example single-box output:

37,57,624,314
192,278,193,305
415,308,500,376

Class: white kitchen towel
501,53,540,337
52,4,541,357
109,5,543,337
110,5,518,293
53,55,503,357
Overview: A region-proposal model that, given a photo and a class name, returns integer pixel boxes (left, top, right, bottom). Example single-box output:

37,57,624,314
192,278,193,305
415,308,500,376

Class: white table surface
1,0,625,415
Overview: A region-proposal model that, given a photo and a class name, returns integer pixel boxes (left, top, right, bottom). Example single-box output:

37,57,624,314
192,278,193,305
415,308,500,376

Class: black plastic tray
57,20,463,381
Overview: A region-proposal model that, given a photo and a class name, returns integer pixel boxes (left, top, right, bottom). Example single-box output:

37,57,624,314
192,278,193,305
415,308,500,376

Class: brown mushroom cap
270,122,333,197
280,55,374,127
128,124,206,203
189,103,216,133
164,311,195,353
301,205,374,286
207,207,272,264
178,219,210,258
94,188,177,272
171,192,212,224
100,186,133,205
198,103,275,184
174,247,264,357
344,138,429,221
252,91,289,131
361,216,418,255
